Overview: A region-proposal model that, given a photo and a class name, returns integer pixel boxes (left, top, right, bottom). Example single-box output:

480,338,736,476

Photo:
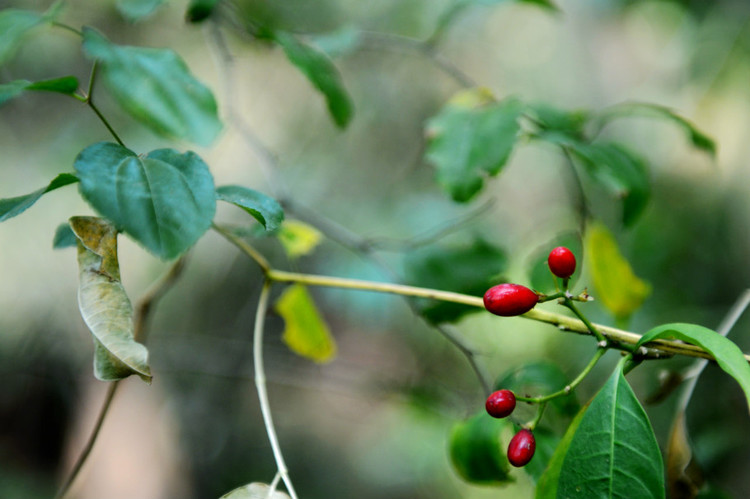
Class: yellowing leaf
585,222,650,320
274,284,336,363
277,220,322,259
71,216,151,383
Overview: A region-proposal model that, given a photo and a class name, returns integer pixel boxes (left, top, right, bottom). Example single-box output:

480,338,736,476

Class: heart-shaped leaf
82,27,222,146
0,172,78,222
216,185,284,231
74,141,216,259
70,216,151,383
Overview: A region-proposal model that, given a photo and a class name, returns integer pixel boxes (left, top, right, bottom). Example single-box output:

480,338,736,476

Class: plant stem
253,279,299,499
80,62,126,147
211,223,271,274
54,381,120,499
563,298,607,344
528,402,547,430
52,21,83,37
517,347,608,404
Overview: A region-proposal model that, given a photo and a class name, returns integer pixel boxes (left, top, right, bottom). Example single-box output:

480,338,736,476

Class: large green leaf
449,411,513,484
403,238,508,324
81,27,222,146
636,323,750,412
0,76,79,106
116,0,167,21
70,216,151,383
425,90,522,202
495,361,579,417
274,284,336,363
220,482,291,499
537,361,665,498
0,173,78,222
216,185,284,231
274,31,354,128
74,142,216,259
586,222,651,320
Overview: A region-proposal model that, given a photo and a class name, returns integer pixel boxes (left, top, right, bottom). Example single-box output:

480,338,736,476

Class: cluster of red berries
485,389,535,467
483,246,576,317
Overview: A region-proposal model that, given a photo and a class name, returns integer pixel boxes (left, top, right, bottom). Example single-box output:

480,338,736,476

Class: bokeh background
2,0,750,497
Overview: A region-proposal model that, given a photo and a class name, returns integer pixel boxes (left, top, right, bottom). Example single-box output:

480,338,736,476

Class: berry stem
562,298,607,344
528,402,547,431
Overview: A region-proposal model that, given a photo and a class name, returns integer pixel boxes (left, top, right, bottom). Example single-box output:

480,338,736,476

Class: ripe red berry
485,389,516,418
507,429,536,467
548,246,576,279
483,284,539,317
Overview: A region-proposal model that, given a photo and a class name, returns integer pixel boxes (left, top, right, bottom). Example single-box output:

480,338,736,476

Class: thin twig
253,280,299,499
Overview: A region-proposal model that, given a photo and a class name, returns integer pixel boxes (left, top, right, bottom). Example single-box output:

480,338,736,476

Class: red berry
486,389,516,418
507,429,536,467
548,246,576,279
483,284,539,317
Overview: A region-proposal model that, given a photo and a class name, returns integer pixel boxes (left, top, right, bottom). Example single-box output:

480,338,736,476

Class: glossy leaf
636,323,750,412
537,362,665,498
572,142,650,227
277,220,322,259
495,361,579,417
116,0,166,21
0,173,78,222
53,222,77,249
425,90,522,202
70,216,151,383
0,76,79,106
74,142,216,260
81,27,222,146
275,31,353,128
403,238,508,324
0,9,44,66
449,411,512,484
216,185,284,231
220,482,291,499
527,232,583,294
585,222,650,320
275,284,336,363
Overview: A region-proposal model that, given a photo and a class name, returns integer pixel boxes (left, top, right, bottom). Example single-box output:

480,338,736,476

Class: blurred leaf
472,0,559,10
527,232,583,294
537,361,664,498
572,142,650,227
636,323,750,412
0,172,78,222
274,31,353,128
310,26,362,57
186,0,220,23
53,222,77,249
598,102,716,157
70,216,151,383
275,284,336,363
0,76,79,106
585,222,650,320
425,90,522,202
74,141,216,259
523,427,560,484
277,219,322,259
667,411,703,499
81,27,222,146
527,102,587,138
404,238,508,324
495,361,579,417
0,9,45,66
116,0,166,21
449,411,513,484
216,185,284,231
220,482,291,499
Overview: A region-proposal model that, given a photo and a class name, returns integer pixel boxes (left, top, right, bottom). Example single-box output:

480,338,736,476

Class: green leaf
274,284,336,363
571,142,650,227
0,80,31,105
597,102,716,157
404,238,508,324
495,361,579,417
472,0,559,10
449,411,513,484
186,0,221,23
81,27,222,146
74,142,216,259
216,185,284,231
585,221,651,320
70,216,151,383
53,222,77,249
527,102,588,138
310,26,362,58
274,31,353,128
635,323,750,412
277,220,322,259
425,90,522,202
527,232,583,294
0,9,44,66
537,361,665,498
220,482,291,499
0,172,78,222
116,0,166,22
0,76,79,106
